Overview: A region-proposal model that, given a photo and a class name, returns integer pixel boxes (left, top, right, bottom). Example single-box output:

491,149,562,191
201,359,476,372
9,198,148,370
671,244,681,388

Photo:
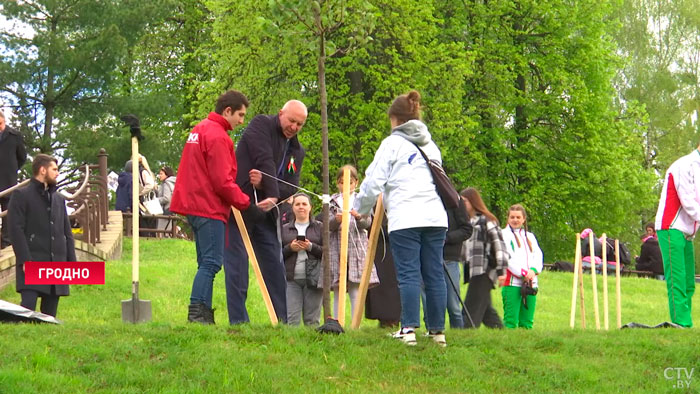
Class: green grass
0,238,698,393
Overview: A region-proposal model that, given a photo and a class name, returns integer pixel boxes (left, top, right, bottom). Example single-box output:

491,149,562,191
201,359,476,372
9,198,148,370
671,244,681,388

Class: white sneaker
391,327,417,346
428,331,447,347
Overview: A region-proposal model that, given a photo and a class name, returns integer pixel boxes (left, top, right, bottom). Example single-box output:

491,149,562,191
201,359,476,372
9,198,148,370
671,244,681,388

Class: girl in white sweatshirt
501,204,543,329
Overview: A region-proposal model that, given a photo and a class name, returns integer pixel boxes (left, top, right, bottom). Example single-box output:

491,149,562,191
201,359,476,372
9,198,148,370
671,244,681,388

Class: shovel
121,115,152,323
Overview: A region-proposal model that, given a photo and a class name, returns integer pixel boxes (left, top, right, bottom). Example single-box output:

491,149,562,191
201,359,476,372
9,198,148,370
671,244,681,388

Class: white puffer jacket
354,120,447,233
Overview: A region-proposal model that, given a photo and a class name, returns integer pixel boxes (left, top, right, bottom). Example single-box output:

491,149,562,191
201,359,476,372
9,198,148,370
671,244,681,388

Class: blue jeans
421,260,464,329
188,215,225,308
224,211,287,324
389,227,447,331
443,260,464,328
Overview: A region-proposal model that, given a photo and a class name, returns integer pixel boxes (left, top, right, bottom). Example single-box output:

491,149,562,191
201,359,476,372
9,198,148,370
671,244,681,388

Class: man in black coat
9,154,76,317
0,110,27,249
224,100,307,324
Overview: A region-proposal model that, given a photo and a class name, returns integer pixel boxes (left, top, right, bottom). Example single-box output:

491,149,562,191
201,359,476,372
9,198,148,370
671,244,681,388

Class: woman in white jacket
353,90,448,346
501,204,543,329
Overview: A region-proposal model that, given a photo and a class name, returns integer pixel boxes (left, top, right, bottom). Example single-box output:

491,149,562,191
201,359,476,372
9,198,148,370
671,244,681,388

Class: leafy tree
0,0,208,174
615,0,700,175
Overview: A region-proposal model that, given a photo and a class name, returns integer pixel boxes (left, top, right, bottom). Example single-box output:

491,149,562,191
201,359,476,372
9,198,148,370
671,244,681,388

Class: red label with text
24,261,105,285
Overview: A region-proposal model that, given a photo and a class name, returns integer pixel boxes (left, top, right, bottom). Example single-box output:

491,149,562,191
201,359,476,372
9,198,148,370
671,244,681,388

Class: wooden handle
232,207,278,326
131,137,139,284
337,167,351,327
351,195,384,329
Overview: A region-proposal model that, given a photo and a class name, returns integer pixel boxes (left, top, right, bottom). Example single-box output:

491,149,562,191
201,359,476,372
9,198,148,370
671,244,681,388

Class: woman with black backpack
460,187,507,329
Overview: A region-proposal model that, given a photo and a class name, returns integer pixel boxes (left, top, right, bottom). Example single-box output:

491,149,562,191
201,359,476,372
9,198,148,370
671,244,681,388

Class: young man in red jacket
170,90,258,324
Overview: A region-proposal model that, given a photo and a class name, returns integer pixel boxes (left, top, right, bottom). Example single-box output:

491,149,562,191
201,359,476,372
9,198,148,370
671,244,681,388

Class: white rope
258,170,324,200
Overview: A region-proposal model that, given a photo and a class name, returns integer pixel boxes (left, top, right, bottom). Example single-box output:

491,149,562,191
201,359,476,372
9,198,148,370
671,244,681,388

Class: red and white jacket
501,225,543,288
170,112,250,223
655,149,700,237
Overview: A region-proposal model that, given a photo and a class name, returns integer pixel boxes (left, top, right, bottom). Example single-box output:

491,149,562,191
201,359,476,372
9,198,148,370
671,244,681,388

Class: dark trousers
463,274,503,329
20,290,60,317
1,196,10,248
224,212,287,324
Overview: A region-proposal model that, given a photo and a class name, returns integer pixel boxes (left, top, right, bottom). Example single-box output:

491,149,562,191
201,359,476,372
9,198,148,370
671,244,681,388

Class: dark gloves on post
120,114,144,141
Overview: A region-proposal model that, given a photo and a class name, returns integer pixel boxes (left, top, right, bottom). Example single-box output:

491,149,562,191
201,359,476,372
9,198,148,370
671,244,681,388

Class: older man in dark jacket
9,154,75,317
0,111,27,249
224,100,307,325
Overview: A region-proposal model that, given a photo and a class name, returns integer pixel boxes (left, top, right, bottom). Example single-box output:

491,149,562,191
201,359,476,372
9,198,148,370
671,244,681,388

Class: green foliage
615,0,700,173
199,0,655,260
1,0,668,260
0,238,697,392
0,0,210,172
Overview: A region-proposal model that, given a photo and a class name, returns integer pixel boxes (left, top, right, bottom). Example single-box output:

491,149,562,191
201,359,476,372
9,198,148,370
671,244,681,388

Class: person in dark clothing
637,233,664,279
460,187,507,329
115,160,133,213
9,154,75,317
0,110,27,249
365,216,401,328
281,193,324,326
224,100,308,325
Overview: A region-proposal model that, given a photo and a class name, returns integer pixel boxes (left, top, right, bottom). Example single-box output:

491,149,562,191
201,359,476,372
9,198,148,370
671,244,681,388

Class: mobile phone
296,235,306,242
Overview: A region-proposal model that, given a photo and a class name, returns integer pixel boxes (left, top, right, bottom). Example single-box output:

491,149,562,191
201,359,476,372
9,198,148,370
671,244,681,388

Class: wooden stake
570,233,582,329
231,207,278,326
337,167,351,326
615,239,622,329
351,195,384,329
578,237,586,329
601,233,609,330
589,233,600,330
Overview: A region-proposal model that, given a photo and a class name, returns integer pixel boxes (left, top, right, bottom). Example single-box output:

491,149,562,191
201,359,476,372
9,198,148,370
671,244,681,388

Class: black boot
187,303,208,324
204,306,215,325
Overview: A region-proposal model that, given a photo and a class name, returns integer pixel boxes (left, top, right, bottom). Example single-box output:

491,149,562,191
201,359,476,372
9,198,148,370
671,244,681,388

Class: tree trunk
318,27,333,322
43,17,58,154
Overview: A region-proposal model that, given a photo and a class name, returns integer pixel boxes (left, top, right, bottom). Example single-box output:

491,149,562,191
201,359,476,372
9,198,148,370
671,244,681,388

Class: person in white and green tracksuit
654,147,700,328
501,204,543,329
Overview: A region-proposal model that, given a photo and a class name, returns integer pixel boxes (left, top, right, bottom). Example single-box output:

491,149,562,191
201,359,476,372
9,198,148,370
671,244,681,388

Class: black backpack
412,143,460,209
605,238,631,265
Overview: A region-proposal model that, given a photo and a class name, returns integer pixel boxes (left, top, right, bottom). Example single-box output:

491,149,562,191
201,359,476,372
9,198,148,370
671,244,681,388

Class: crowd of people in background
1,87,694,333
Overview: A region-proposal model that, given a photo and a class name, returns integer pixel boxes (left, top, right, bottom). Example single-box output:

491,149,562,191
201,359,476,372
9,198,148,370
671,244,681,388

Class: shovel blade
121,298,152,323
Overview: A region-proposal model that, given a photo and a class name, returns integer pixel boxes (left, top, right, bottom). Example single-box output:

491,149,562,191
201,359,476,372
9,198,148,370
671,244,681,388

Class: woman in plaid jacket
460,187,507,329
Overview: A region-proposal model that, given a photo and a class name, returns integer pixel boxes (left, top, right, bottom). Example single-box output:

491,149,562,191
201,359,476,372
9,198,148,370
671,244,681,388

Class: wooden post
615,239,622,328
589,233,600,330
601,233,609,330
232,207,278,326
570,233,582,328
578,238,587,329
337,167,351,326
351,195,384,329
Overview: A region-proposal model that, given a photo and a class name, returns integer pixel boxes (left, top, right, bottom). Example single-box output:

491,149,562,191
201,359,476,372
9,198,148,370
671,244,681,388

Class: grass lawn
0,237,698,393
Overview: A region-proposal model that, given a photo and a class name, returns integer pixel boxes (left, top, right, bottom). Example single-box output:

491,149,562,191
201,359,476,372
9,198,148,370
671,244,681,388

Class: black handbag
412,143,461,209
